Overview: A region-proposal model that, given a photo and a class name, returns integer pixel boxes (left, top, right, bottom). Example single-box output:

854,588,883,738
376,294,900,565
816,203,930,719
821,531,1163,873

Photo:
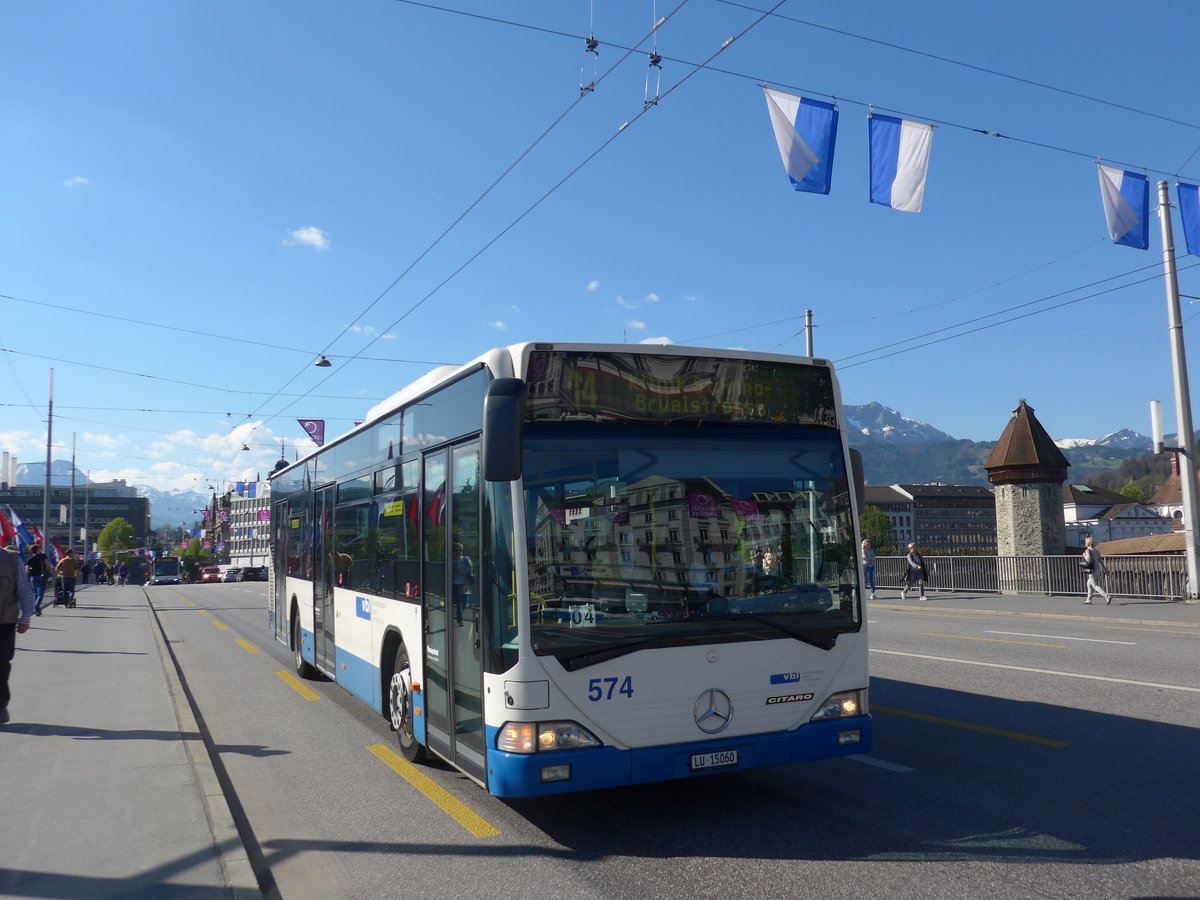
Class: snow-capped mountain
135,486,211,530
844,402,955,443
1055,429,1154,451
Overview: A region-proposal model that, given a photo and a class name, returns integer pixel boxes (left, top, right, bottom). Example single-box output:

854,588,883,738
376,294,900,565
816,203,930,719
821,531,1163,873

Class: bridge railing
875,554,1188,600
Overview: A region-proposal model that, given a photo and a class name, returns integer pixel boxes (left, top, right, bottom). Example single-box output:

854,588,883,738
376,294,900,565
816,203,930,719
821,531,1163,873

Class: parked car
240,566,268,582
200,566,222,583
223,567,242,583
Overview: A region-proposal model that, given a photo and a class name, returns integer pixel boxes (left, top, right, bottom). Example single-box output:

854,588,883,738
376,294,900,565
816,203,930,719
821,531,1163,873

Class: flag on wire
763,87,838,195
868,114,934,213
1097,164,1148,249
247,482,257,499
1179,183,1200,257
298,419,325,447
236,482,245,496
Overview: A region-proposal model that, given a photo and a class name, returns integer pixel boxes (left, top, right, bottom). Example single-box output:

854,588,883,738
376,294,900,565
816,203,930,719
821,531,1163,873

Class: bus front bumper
485,715,872,798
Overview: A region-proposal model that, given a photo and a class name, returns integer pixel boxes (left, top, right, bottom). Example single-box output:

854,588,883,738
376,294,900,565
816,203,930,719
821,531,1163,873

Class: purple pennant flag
202,509,211,523
601,502,629,524
257,509,270,522
298,419,326,446
688,493,718,519
730,498,763,523
219,509,230,523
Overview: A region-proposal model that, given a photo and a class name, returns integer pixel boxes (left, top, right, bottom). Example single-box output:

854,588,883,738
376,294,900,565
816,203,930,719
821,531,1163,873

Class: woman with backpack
901,542,928,602
1081,536,1111,605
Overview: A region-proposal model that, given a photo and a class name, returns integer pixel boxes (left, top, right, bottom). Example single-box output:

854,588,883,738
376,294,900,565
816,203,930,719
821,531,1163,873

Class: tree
1119,482,1147,503
97,517,137,565
859,505,896,555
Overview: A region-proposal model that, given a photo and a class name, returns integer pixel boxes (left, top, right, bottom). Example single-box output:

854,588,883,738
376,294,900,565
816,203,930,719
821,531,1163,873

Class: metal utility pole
42,369,54,551
804,309,814,357
1157,180,1200,602
69,433,76,558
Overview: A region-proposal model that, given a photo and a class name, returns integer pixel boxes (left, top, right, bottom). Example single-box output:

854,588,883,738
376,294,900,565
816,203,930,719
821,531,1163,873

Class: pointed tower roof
984,400,1070,486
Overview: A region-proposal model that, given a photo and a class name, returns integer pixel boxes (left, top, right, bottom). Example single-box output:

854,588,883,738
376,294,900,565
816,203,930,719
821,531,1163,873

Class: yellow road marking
187,601,196,607
1101,626,1200,637
872,705,1069,747
197,609,209,617
235,639,259,654
367,744,500,838
211,620,228,631
275,670,322,701
921,632,1066,648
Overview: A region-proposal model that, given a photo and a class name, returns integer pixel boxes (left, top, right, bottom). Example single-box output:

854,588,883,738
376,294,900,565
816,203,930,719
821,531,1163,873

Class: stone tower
984,400,1070,556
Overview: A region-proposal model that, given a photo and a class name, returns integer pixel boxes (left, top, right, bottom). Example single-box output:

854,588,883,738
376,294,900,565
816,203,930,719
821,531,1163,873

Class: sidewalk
869,586,1200,628
0,584,258,899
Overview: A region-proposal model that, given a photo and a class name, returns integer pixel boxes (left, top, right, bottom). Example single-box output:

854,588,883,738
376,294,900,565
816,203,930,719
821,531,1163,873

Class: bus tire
293,615,318,679
388,645,426,763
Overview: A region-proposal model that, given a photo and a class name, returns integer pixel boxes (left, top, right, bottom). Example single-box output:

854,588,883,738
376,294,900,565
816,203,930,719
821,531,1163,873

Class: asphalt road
150,583,1200,900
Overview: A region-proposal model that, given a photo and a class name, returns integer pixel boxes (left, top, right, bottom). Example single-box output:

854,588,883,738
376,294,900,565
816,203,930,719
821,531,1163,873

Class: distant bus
150,556,183,586
270,342,870,797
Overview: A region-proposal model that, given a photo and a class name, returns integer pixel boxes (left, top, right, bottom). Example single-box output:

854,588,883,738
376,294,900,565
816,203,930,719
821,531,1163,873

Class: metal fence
876,554,1189,600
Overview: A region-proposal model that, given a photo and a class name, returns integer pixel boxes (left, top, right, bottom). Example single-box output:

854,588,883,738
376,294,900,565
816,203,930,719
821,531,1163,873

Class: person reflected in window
452,542,474,626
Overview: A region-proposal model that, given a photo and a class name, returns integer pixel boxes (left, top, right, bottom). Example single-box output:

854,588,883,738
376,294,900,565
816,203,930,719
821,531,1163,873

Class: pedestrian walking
860,539,876,600
25,543,49,616
1,543,37,726
1080,536,1112,605
901,542,928,601
81,560,91,585
55,550,79,607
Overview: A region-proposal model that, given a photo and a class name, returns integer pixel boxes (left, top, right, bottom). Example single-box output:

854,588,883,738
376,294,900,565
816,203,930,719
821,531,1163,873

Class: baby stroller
52,576,76,609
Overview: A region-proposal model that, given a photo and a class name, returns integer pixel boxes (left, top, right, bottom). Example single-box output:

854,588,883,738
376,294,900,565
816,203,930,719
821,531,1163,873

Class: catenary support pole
1157,180,1200,602
42,368,54,551
805,309,814,357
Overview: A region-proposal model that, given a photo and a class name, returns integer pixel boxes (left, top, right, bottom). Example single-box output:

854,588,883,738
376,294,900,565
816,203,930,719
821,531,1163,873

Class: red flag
0,508,16,548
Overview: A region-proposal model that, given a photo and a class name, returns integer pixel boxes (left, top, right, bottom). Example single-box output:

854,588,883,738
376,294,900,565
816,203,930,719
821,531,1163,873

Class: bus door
422,442,484,781
313,484,336,673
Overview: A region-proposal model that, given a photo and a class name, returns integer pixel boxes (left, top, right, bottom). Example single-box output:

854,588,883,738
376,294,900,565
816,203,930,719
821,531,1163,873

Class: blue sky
3,0,1200,493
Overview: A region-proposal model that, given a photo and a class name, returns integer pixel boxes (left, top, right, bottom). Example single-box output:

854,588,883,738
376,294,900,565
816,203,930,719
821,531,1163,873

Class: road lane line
235,639,259,654
367,744,501,838
987,631,1136,645
872,704,1069,747
275,670,322,701
871,649,1200,693
1101,626,1200,637
922,632,1065,648
846,754,914,773
211,620,228,631
197,609,210,617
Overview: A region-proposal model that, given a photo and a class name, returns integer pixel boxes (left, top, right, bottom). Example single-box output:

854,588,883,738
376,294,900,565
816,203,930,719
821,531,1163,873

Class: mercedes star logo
693,688,733,734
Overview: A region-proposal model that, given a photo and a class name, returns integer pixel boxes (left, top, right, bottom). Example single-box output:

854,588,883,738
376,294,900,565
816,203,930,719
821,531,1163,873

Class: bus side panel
329,586,424,721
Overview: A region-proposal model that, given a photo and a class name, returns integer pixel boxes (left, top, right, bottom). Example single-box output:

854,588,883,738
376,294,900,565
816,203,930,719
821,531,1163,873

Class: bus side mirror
849,449,865,518
483,377,526,482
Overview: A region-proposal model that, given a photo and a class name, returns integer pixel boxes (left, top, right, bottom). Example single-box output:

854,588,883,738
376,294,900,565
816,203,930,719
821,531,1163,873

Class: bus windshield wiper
554,638,652,672
743,614,844,651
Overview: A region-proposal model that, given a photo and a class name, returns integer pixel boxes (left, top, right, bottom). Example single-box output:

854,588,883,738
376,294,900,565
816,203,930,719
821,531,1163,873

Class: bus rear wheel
293,616,318,679
389,646,426,762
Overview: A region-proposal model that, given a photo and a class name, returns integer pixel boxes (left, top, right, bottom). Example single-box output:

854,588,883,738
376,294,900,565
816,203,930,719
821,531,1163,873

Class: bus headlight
809,689,868,721
496,720,601,754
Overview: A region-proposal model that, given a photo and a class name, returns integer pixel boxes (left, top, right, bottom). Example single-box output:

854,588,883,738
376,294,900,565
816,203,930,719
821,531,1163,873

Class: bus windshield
522,424,860,669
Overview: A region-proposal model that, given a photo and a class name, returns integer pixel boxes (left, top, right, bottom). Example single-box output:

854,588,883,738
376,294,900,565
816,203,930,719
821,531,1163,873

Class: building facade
863,484,996,555
1,479,150,555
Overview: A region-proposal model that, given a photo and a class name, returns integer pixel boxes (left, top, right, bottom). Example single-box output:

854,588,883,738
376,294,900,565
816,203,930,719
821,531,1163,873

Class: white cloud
626,320,646,330
616,296,638,309
684,295,700,303
283,226,330,251
639,336,673,345
82,431,126,450
63,176,89,188
492,320,507,330
586,280,600,292
644,293,660,303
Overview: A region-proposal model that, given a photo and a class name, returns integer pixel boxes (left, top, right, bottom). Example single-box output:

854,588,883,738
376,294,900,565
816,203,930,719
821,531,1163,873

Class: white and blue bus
269,343,870,797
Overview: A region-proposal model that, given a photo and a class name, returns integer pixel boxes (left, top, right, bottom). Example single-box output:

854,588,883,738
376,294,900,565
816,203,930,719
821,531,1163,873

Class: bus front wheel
293,616,318,679
389,646,426,763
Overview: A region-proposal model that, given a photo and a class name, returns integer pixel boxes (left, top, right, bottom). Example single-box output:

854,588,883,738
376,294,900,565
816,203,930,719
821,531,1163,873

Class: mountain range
9,405,1162,523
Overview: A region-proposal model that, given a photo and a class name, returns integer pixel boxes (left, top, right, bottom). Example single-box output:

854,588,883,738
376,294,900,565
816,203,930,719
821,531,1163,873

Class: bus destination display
524,350,837,427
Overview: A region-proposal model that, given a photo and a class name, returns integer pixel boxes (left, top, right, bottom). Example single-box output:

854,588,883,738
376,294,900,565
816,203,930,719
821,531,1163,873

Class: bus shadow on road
502,675,1198,869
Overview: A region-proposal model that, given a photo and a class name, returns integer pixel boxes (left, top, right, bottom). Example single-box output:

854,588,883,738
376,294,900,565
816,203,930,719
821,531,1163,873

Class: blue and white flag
1097,164,1148,249
763,87,838,195
868,114,934,213
1178,183,1200,257
7,508,35,550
